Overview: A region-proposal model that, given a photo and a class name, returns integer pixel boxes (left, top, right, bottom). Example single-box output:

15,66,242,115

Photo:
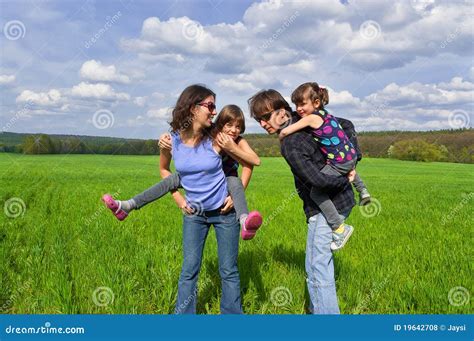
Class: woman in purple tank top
159,85,246,314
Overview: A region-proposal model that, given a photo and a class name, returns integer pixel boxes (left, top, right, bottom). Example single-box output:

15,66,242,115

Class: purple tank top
171,132,228,211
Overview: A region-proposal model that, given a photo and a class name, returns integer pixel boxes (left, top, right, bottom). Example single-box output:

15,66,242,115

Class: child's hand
220,195,234,214
216,132,236,152
158,133,172,150
347,169,356,183
278,128,289,140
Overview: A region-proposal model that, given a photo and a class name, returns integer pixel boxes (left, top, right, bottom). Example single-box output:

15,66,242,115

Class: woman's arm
279,114,323,139
216,134,261,166
159,145,190,212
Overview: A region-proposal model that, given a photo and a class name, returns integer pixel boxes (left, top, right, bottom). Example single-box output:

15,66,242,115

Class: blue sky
1,0,472,139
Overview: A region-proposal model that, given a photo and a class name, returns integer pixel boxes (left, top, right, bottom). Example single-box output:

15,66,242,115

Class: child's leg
131,173,181,210
226,176,262,241
352,173,366,193
312,164,354,251
331,160,371,204
226,176,248,223
352,172,371,205
309,188,344,229
103,173,182,221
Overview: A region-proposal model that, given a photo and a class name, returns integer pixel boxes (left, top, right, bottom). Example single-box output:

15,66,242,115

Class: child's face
221,120,241,140
295,95,320,118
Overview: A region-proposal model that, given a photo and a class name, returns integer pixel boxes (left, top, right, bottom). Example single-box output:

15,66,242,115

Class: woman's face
193,95,217,128
221,120,241,140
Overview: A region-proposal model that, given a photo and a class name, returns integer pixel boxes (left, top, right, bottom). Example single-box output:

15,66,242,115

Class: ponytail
319,86,329,106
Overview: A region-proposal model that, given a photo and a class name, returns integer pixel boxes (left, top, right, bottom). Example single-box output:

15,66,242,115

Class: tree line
0,134,160,155
0,129,472,163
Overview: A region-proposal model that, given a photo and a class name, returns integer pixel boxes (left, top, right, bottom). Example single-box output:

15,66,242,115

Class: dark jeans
175,209,242,314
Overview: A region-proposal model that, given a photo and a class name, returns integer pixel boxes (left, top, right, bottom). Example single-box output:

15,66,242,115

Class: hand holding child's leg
226,176,262,240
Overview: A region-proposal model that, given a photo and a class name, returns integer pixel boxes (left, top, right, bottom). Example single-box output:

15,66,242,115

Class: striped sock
120,199,136,213
240,214,248,228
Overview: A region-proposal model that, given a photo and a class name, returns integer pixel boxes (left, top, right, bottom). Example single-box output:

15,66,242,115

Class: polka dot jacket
311,109,357,165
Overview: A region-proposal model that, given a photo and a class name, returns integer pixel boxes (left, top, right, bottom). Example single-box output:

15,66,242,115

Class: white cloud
138,53,185,64
438,77,474,91
351,116,447,132
287,60,317,74
151,92,166,100
71,82,130,101
121,16,223,56
79,60,130,84
16,89,62,106
328,88,362,108
146,107,172,119
364,78,473,107
323,77,472,130
217,78,257,94
0,74,15,85
133,96,147,107
121,1,472,74
126,107,172,128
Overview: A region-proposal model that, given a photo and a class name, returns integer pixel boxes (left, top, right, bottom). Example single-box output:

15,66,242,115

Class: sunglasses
197,101,216,113
256,108,285,123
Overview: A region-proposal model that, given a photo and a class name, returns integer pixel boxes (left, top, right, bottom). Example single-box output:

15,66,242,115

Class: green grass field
0,154,472,314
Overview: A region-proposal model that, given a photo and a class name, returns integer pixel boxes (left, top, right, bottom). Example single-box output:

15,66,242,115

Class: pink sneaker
241,229,256,240
102,194,128,221
241,211,263,240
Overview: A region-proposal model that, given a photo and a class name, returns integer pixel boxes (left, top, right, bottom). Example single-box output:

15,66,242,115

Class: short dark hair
248,89,292,120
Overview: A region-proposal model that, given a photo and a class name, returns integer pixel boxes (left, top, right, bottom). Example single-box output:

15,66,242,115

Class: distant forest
1,129,473,163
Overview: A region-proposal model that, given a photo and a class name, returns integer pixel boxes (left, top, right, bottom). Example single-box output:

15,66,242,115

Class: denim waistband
185,205,235,218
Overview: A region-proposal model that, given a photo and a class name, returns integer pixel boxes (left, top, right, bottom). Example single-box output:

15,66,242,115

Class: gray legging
310,160,366,229
132,174,248,220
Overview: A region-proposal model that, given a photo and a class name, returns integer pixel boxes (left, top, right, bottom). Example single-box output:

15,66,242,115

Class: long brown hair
291,82,329,109
212,104,246,137
170,84,216,140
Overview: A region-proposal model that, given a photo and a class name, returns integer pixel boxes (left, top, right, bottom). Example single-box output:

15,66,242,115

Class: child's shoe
330,224,354,251
102,194,129,221
359,189,371,206
241,211,263,240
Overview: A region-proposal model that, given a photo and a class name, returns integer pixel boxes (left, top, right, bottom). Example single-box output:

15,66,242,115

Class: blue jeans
175,209,242,314
306,210,351,314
